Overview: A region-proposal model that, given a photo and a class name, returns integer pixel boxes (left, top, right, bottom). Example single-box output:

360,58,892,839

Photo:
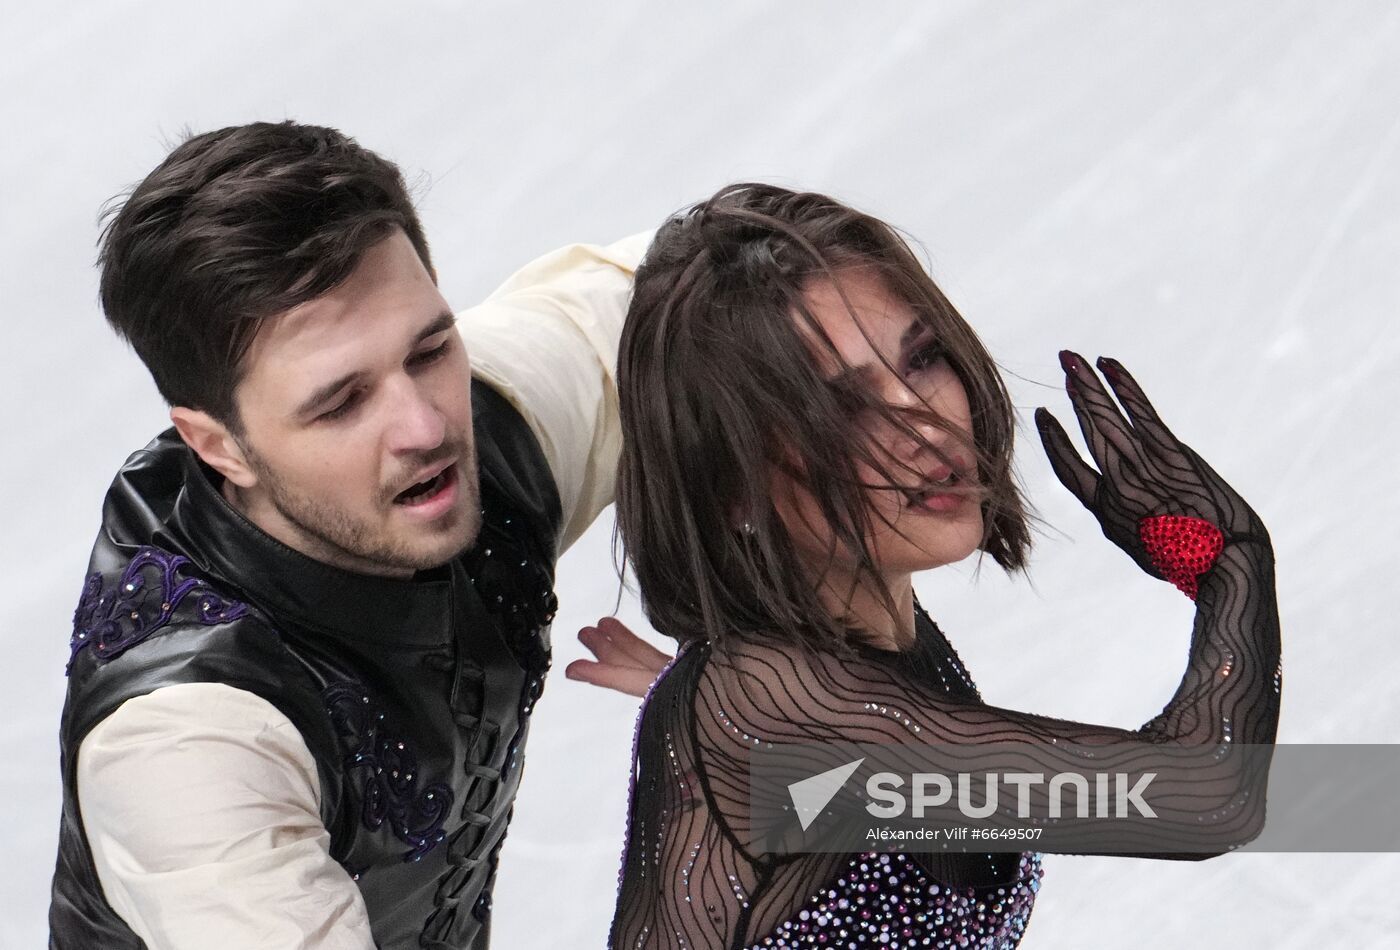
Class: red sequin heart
1138,515,1225,600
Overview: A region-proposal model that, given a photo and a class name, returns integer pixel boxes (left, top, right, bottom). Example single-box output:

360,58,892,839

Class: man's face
229,228,480,578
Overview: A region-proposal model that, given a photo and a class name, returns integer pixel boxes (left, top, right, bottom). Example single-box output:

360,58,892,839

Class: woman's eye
908,342,946,373
409,339,451,367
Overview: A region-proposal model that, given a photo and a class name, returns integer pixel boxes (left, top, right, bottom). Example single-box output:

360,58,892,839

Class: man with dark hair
50,120,649,949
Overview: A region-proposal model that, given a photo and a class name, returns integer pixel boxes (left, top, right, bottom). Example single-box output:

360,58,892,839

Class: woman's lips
904,461,975,513
909,488,966,513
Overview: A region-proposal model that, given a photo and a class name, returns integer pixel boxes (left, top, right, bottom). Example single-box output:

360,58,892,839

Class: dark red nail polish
1058,350,1079,373
1097,356,1119,381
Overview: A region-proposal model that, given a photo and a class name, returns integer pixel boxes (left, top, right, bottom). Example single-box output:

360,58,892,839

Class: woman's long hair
616,183,1036,654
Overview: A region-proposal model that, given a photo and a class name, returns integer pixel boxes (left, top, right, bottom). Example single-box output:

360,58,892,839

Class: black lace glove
1034,350,1272,595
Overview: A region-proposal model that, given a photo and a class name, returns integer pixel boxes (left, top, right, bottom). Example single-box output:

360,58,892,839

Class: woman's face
770,268,984,582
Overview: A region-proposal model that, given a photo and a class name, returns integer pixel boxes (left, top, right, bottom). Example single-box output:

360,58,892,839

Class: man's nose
383,377,446,454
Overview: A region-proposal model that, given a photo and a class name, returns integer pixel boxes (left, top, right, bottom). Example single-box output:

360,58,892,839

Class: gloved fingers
1034,406,1100,512
1059,350,1154,478
1095,357,1188,472
1094,356,1263,541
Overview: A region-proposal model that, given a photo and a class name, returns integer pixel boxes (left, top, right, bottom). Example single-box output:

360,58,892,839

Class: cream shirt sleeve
456,230,652,554
77,682,375,950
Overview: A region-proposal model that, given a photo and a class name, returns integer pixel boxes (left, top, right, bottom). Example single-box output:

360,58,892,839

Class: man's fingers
578,626,650,671
1034,407,1099,511
564,658,656,700
578,621,674,683
596,616,672,668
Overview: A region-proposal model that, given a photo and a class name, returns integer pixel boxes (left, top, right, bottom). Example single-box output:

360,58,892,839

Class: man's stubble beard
244,438,482,575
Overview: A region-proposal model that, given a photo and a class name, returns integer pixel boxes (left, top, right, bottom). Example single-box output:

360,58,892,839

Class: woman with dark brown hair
575,183,1280,949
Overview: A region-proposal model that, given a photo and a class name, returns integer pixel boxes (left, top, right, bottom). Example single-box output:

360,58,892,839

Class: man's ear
170,407,258,489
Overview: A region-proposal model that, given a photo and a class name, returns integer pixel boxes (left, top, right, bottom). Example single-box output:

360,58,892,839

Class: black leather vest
49,381,562,950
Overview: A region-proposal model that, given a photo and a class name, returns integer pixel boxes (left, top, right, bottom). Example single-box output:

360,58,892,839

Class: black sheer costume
609,356,1281,949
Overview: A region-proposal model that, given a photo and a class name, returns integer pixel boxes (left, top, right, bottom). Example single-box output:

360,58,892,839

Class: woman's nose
882,385,942,454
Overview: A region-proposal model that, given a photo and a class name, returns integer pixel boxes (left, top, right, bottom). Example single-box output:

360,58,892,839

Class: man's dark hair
98,120,434,428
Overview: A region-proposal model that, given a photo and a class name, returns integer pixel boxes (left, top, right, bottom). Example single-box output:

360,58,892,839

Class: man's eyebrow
415,311,457,344
824,317,928,388
294,312,457,419
295,370,366,419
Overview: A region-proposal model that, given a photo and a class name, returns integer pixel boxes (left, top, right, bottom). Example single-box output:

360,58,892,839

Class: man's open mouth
394,465,455,506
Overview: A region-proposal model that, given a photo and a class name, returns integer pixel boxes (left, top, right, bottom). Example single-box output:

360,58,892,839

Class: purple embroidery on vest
324,682,454,863
67,546,249,674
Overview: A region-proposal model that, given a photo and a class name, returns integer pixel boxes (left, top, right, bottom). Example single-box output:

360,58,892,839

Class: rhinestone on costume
66,545,250,673
323,681,453,862
750,851,1043,949
1138,515,1225,600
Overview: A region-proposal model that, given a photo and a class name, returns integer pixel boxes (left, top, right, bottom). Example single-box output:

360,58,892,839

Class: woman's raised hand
1034,350,1270,594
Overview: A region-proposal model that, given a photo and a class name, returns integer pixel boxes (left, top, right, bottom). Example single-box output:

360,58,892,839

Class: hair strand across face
615,183,1039,654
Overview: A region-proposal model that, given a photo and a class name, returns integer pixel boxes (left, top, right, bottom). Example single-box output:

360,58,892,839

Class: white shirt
76,230,651,949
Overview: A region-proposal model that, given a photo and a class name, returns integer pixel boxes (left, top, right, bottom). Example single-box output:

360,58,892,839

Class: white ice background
2,1,1398,947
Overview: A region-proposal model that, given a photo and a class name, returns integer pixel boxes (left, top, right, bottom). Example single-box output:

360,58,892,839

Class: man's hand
565,616,674,699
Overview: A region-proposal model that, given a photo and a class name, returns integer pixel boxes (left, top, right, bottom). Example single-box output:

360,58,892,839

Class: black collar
152,430,456,648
